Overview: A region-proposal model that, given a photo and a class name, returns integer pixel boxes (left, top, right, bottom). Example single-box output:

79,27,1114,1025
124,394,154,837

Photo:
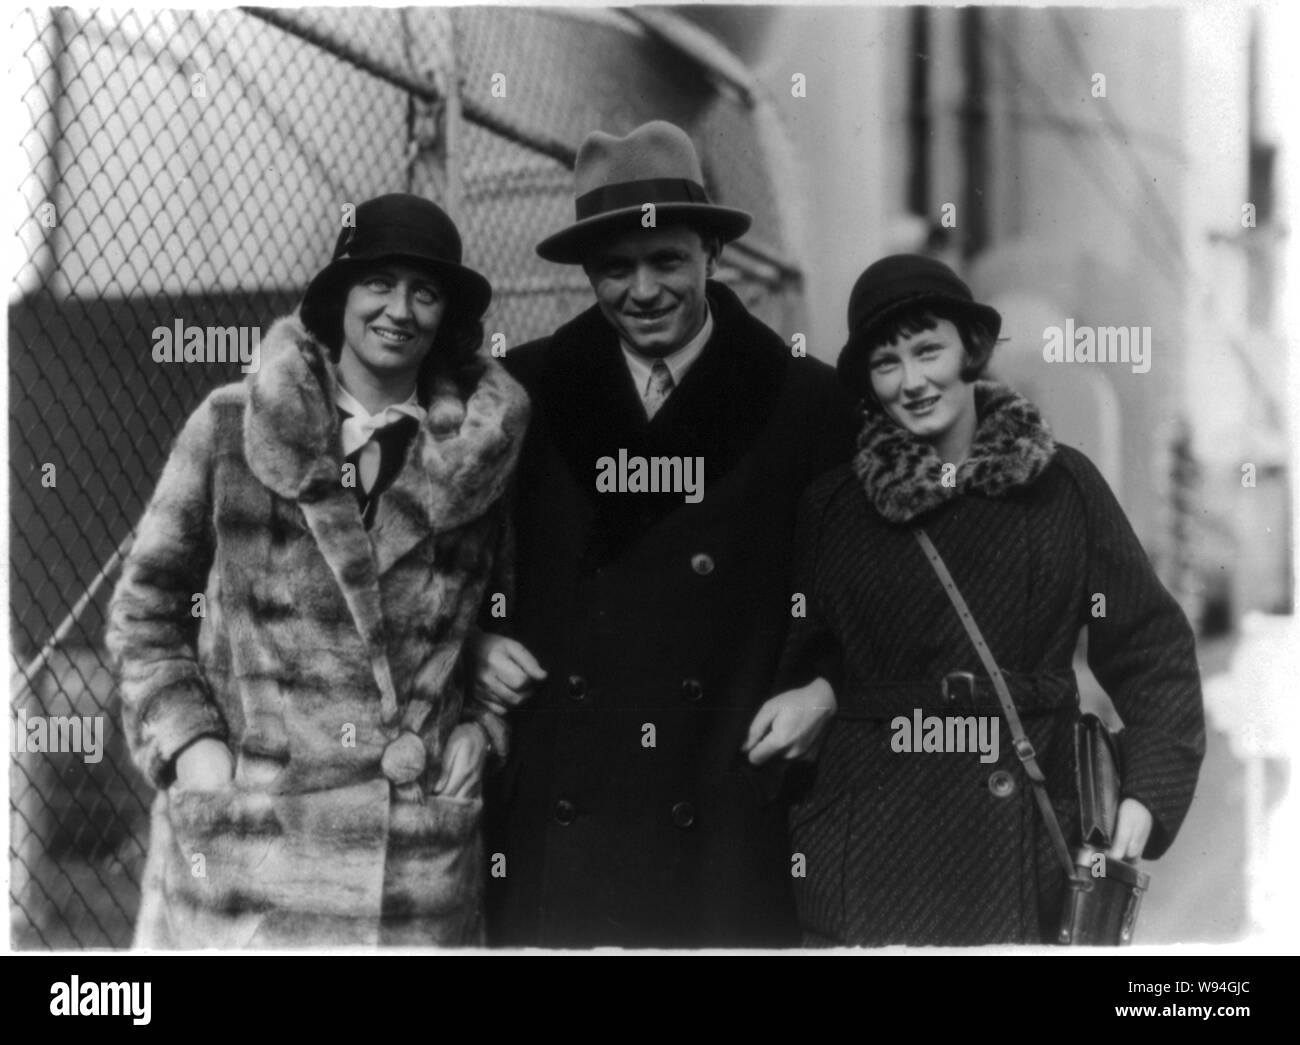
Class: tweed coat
482,281,859,948
106,313,529,948
777,382,1205,946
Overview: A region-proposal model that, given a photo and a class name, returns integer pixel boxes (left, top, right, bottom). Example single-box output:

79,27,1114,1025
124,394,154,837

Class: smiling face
339,262,446,386
582,224,719,357
868,317,978,460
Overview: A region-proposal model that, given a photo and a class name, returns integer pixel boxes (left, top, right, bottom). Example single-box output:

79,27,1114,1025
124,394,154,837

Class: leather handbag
912,528,1149,945
1060,712,1150,944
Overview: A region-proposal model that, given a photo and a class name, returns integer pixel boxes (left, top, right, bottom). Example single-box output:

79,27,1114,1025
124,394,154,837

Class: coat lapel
642,290,786,469
297,496,401,725
540,310,649,489
371,361,530,576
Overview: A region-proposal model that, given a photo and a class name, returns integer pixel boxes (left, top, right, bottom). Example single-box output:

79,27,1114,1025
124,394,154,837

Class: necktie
337,412,420,529
340,408,419,492
643,359,675,419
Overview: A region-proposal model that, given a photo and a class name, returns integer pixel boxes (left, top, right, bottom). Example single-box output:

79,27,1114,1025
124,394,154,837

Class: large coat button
988,770,1016,798
671,801,696,828
567,675,587,700
380,732,427,786
554,799,577,825
681,678,704,703
690,553,714,576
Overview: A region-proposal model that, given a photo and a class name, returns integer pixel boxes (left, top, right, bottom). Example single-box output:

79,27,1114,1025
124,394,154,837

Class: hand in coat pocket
172,737,235,791
744,678,838,765
433,722,490,799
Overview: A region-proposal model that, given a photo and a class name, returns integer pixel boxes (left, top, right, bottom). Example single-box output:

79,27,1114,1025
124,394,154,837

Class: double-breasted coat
777,382,1206,946
106,314,529,948
484,281,858,947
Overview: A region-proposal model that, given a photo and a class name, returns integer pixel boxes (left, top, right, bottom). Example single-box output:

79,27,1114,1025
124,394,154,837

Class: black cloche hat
300,193,492,342
836,253,1002,392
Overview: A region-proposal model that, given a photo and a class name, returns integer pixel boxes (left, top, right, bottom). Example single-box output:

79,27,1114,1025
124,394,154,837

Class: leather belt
835,670,1079,720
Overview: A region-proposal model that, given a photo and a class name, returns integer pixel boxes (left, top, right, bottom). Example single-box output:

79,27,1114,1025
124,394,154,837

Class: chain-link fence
9,5,805,949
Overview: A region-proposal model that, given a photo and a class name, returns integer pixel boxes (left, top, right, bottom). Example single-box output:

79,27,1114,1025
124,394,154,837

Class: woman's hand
1108,798,1154,861
432,722,491,799
173,737,234,791
468,630,548,715
743,678,837,766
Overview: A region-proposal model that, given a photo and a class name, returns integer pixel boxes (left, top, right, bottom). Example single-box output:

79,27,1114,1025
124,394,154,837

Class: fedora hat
836,254,1002,392
536,120,752,264
300,193,492,346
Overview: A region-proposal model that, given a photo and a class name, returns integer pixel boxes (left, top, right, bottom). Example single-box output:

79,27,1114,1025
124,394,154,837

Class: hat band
574,178,710,221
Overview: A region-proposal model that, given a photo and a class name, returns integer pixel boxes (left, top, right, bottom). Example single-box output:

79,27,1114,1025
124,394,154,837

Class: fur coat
106,313,529,948
777,382,1205,946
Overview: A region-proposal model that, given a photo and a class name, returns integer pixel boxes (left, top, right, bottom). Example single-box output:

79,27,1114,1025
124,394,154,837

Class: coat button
671,801,696,828
988,770,1016,798
380,732,427,786
681,678,704,703
567,675,587,700
943,671,977,705
690,553,714,576
554,799,577,825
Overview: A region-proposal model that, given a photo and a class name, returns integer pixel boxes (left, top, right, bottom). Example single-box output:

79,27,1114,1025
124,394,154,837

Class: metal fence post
401,7,460,221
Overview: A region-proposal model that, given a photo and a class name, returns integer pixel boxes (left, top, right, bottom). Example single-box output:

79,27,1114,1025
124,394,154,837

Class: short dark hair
316,268,486,403
856,304,999,411
691,224,724,259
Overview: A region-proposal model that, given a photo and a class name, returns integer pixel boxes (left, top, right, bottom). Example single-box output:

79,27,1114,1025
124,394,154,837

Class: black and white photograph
5,0,1298,979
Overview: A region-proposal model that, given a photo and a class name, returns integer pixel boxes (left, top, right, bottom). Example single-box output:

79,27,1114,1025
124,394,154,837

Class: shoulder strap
912,527,1076,878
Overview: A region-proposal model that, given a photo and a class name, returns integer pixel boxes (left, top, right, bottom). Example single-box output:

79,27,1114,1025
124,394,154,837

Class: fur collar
245,313,529,547
853,381,1055,524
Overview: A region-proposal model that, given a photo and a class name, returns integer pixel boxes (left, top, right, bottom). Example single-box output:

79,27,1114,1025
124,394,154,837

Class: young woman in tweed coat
750,254,1205,946
106,195,529,948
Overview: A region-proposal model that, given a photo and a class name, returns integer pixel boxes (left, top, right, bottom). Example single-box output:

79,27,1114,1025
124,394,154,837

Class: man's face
582,224,719,357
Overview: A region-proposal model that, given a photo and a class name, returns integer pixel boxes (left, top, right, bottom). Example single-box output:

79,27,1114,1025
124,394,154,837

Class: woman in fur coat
752,254,1205,946
106,194,529,948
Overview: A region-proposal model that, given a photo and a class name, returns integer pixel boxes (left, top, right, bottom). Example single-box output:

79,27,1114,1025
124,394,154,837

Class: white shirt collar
334,383,425,458
619,305,713,405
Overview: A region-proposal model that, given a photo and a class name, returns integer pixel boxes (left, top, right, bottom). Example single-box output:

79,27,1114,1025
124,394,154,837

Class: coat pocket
382,793,485,946
161,780,391,947
787,787,852,945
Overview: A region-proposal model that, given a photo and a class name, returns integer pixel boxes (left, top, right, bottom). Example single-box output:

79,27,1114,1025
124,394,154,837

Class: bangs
868,310,943,353
851,303,999,409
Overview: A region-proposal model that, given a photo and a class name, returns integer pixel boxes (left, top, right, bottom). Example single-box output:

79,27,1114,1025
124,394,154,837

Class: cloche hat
836,253,1002,392
300,193,492,345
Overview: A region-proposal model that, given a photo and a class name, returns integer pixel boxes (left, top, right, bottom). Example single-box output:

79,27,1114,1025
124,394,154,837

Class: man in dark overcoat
476,121,858,947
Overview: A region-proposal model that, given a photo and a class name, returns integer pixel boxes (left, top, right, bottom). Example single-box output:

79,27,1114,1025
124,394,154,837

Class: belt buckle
942,671,977,706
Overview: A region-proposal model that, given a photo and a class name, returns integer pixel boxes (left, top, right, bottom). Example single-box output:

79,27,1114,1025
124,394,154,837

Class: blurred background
7,3,1296,949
